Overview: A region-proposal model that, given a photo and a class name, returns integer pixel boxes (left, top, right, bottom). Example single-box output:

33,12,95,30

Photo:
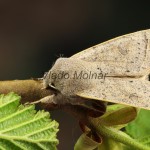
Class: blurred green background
0,1,150,149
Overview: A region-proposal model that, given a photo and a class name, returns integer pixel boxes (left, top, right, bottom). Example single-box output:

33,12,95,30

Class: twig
0,79,53,103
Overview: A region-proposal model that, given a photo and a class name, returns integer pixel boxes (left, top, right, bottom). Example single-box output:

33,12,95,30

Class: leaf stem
94,123,149,150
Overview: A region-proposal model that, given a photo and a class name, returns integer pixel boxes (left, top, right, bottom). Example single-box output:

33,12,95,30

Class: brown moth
43,29,150,110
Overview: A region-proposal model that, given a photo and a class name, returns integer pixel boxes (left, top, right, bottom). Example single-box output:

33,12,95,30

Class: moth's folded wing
76,78,150,110
71,29,150,76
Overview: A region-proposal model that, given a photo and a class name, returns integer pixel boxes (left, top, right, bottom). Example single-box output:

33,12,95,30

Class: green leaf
138,136,150,146
100,105,137,126
126,109,150,139
0,92,59,150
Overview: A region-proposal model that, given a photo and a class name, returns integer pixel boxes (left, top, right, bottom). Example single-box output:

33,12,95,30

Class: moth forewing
71,29,150,77
70,29,150,110
76,77,150,110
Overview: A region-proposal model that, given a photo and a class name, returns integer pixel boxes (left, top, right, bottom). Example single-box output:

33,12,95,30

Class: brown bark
0,79,53,103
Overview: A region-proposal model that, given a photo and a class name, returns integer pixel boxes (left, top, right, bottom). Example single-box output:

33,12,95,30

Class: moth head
43,57,91,96
43,58,74,92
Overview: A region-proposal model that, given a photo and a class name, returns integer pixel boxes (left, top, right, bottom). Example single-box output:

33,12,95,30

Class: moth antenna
55,53,64,58
59,53,64,58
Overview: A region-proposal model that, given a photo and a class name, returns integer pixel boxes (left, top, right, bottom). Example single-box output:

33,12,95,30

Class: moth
43,29,150,111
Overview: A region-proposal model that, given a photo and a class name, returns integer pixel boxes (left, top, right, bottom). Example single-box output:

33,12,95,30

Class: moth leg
38,95,57,104
30,94,57,104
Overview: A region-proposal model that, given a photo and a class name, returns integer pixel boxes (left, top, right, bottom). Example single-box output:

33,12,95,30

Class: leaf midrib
0,97,19,109
0,112,49,134
0,134,58,143
0,105,33,124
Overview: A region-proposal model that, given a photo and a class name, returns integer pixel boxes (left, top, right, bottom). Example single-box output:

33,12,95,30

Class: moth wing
76,78,150,110
71,29,150,76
